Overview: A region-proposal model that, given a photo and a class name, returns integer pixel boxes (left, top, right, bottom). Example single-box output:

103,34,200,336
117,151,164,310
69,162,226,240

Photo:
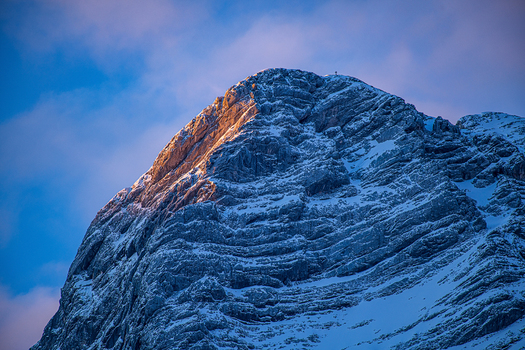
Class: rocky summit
33,69,525,350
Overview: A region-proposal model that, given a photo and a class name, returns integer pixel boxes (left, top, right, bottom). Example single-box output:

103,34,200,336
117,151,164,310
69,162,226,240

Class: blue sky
0,0,524,348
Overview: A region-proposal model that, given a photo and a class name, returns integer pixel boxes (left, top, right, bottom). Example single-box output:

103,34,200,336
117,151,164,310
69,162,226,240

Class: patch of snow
344,139,397,171
455,180,497,207
424,116,435,132
251,239,490,350
461,113,525,152
446,319,525,350
265,125,282,137
484,214,511,231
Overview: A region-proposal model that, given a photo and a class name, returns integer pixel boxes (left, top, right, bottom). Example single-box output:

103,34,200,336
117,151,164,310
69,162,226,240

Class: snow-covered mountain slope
33,69,525,350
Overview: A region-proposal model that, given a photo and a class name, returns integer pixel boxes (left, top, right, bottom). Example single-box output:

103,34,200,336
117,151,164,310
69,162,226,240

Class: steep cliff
33,69,525,350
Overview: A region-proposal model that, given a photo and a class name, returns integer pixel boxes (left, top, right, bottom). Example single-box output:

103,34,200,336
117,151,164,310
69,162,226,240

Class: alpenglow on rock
33,69,525,350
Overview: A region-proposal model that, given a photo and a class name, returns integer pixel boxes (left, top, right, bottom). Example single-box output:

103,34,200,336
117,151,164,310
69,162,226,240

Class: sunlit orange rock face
149,90,257,184
97,80,258,217
139,86,258,209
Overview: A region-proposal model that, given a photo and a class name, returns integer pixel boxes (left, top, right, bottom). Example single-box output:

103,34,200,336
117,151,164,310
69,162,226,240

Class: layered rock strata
33,69,525,350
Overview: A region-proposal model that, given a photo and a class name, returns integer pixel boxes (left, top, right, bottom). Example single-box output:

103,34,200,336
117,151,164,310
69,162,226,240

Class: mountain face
33,69,525,350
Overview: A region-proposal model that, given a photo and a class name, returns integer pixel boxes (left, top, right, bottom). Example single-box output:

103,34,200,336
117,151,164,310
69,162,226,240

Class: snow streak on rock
33,69,525,350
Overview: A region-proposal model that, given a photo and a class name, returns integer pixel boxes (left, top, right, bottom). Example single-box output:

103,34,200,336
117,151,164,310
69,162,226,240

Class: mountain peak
34,69,525,350
102,69,414,215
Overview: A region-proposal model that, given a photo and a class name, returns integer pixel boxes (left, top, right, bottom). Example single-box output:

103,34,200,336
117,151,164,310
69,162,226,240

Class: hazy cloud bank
0,285,59,350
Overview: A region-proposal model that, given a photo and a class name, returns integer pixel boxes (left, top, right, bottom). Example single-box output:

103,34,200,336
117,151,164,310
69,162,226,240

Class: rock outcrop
33,69,525,350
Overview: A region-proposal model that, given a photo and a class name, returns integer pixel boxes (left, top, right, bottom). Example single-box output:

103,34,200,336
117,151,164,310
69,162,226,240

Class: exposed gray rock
33,69,525,350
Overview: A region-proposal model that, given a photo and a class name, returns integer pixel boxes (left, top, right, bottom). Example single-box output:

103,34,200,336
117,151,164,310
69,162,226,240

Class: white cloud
4,0,209,71
0,285,59,350
5,0,523,121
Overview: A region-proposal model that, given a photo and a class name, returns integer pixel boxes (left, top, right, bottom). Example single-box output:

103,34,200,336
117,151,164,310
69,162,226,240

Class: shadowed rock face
33,69,525,350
